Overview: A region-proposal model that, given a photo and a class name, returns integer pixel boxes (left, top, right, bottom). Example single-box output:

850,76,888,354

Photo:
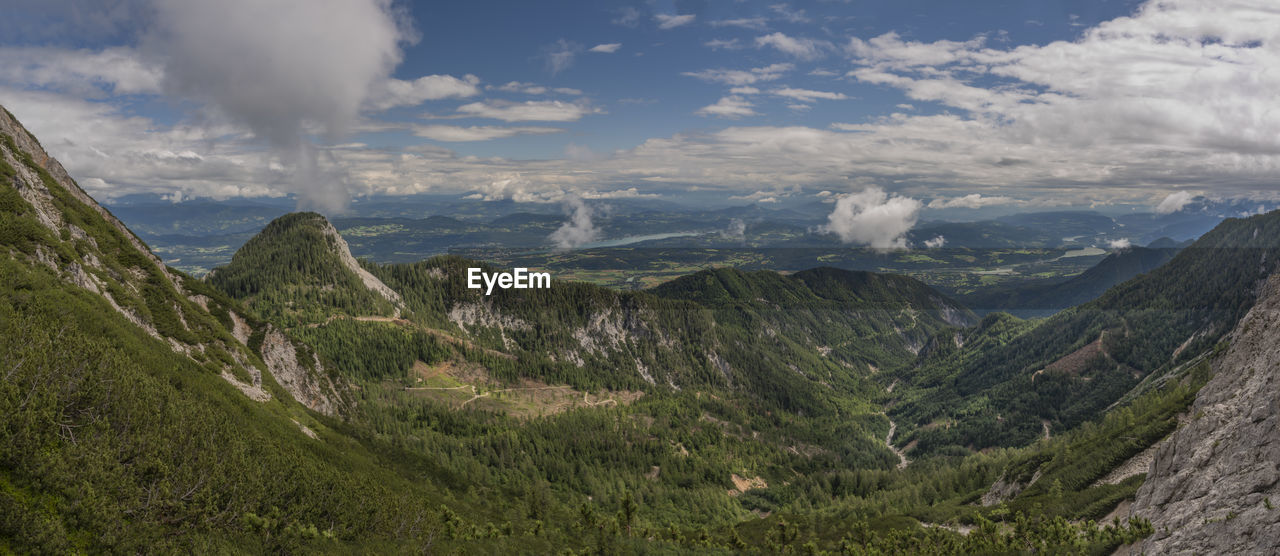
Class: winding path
886,419,910,469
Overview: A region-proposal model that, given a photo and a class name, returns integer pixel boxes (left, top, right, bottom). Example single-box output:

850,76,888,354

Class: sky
1,0,1278,220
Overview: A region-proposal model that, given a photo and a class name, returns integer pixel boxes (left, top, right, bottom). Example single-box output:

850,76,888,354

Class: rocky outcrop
320,222,405,316
257,325,345,416
1127,272,1280,554
2,105,345,417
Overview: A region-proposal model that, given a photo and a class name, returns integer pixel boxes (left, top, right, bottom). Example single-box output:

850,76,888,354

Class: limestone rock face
258,324,345,416
1129,273,1280,554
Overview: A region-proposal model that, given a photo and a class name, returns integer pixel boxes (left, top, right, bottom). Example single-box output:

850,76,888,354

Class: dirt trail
886,419,910,469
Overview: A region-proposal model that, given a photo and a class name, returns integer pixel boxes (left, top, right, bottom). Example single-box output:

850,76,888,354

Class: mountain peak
208,211,405,326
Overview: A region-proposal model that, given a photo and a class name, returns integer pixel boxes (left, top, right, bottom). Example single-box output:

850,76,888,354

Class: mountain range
4,105,1278,553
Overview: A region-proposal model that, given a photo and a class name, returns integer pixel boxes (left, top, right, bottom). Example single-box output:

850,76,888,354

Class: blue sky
1,0,1276,224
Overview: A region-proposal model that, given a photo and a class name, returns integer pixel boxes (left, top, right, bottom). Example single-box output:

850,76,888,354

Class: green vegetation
6,106,1253,552
206,212,397,326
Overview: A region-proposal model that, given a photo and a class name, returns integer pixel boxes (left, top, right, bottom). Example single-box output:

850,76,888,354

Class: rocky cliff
1127,272,1280,553
0,105,347,416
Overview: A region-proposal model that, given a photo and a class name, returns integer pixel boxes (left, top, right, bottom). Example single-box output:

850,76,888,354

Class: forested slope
892,210,1280,455
1,102,1197,553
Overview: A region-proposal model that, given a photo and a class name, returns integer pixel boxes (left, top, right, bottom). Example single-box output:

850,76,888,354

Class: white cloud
148,0,411,212
927,193,1017,209
579,187,660,200
682,63,794,86
11,0,1280,211
722,218,747,240
771,87,848,102
370,74,480,110
655,14,696,29
769,3,810,24
1108,238,1132,249
712,17,768,30
819,187,922,249
453,100,603,122
833,0,1280,201
492,82,582,96
695,96,757,119
411,125,563,142
549,197,601,249
755,32,831,60
494,81,548,95
1155,191,1197,214
705,38,745,51
729,86,760,95
589,43,622,53
544,39,581,74
613,7,641,27
731,186,798,202
924,235,946,248
0,47,163,96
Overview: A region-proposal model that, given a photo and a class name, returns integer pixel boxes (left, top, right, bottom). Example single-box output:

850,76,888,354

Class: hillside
210,216,975,416
2,103,1214,553
1125,272,1280,553
892,209,1280,455
958,246,1179,316
0,106,501,551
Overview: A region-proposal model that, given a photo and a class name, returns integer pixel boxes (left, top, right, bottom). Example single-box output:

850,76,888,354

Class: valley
4,103,1278,554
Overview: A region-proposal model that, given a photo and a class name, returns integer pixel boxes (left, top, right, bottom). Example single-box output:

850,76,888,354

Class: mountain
206,212,404,326
958,246,1180,316
9,99,1279,553
0,106,493,551
208,215,974,416
1124,272,1280,553
893,209,1280,455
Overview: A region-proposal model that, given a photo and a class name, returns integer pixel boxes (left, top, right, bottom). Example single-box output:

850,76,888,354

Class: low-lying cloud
549,197,600,249
1155,191,1197,215
820,187,922,249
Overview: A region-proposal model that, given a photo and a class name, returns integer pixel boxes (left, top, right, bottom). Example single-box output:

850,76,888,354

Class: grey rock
1128,273,1280,554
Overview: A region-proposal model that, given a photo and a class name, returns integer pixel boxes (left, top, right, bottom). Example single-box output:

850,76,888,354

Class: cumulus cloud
369,74,480,110
756,33,831,60
923,236,946,248
927,193,1017,209
1155,191,1197,214
695,96,757,119
682,63,793,85
819,187,922,249
148,0,411,212
411,125,563,142
453,100,603,122
589,43,622,53
730,86,761,95
1108,238,1132,249
655,14,696,29
549,197,601,249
